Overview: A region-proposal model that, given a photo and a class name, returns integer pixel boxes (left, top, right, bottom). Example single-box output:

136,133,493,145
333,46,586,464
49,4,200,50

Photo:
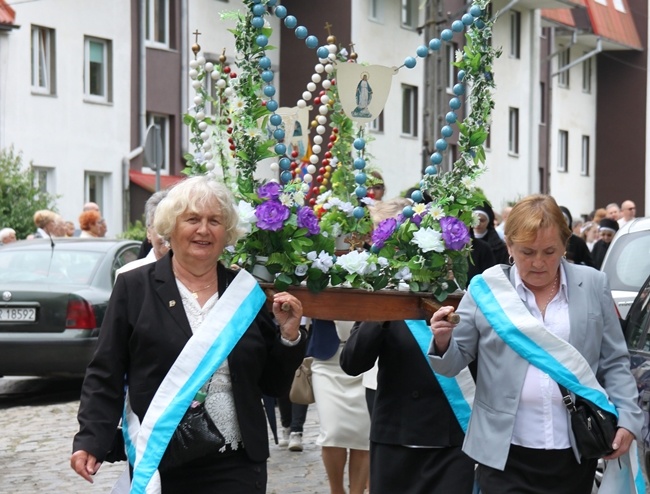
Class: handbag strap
557,382,577,413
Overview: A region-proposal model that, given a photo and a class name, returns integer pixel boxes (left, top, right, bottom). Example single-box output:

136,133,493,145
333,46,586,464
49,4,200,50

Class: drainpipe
180,0,188,161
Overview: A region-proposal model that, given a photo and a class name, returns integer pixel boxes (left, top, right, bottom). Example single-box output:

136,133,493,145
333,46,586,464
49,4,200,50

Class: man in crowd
618,200,637,227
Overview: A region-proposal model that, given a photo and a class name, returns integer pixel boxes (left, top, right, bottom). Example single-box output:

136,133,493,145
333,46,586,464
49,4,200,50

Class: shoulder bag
289,357,315,405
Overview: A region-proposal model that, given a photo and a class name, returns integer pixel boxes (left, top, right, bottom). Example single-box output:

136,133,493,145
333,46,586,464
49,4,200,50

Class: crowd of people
0,201,107,244
60,176,642,494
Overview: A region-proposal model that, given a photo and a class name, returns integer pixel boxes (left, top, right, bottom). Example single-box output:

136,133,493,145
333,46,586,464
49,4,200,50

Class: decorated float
182,0,499,320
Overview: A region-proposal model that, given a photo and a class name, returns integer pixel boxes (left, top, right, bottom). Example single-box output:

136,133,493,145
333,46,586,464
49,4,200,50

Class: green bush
0,147,58,240
118,219,147,241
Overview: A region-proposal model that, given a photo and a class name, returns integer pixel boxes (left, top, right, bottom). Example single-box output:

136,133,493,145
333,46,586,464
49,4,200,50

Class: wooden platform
261,284,462,321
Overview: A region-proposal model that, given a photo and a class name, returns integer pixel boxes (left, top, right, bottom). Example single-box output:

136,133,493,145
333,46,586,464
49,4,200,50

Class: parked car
0,238,141,377
622,270,650,484
600,217,650,319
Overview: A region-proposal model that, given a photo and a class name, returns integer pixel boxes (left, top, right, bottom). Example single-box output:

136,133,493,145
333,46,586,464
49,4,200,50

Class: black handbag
158,388,225,471
558,383,618,459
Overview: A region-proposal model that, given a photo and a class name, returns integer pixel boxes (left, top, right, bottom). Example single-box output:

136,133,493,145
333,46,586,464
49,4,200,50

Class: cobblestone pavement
0,393,329,493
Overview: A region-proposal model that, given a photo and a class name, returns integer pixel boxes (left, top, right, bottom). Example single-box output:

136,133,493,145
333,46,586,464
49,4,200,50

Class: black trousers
477,445,597,494
277,393,308,432
370,441,476,494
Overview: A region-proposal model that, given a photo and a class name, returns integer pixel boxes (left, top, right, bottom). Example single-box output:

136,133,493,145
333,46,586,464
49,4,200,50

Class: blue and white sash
121,269,265,494
406,319,475,433
469,266,645,493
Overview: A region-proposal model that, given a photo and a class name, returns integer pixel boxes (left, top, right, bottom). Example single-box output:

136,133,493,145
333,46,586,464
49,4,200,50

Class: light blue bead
355,186,367,198
256,35,269,47
370,244,380,254
429,38,441,51
416,45,429,58
267,0,277,7
441,125,453,137
402,206,414,218
435,138,448,151
445,111,458,124
295,26,308,39
353,157,366,170
274,5,287,18
451,20,464,32
411,190,423,203
475,19,485,29
251,4,266,16
273,128,285,140
462,13,474,25
425,165,437,175
353,138,366,150
266,99,278,112
252,0,261,4
281,171,293,183
284,15,297,29
261,70,274,82
275,143,287,155
317,46,329,59
355,172,367,185
453,83,465,96
259,56,272,69
404,56,416,69
457,70,466,81
353,206,366,219
270,113,282,126
251,16,265,29
305,35,319,49
469,5,482,17
263,85,276,97
430,153,443,165
441,29,453,41
279,157,291,170
449,97,461,110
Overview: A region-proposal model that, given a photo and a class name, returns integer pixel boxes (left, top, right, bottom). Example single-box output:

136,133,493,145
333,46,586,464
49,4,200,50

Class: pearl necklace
540,274,559,316
173,270,217,299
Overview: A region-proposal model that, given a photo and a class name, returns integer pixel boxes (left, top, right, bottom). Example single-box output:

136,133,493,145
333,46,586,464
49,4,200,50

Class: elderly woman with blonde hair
33,209,60,238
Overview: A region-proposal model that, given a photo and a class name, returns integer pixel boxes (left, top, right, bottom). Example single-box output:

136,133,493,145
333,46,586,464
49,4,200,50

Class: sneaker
278,427,290,447
288,432,303,452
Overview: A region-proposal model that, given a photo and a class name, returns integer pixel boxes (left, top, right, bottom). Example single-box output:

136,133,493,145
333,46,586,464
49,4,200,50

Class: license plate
0,308,37,322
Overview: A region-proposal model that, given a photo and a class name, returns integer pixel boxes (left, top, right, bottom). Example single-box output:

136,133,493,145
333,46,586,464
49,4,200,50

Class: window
558,48,570,88
447,144,458,170
446,42,459,91
85,172,106,211
558,130,568,172
401,84,418,137
582,54,592,93
508,107,519,155
369,0,383,22
368,111,384,133
539,82,546,125
33,167,54,194
84,37,112,102
509,11,521,59
146,0,169,47
31,25,56,94
401,0,417,29
581,135,590,176
147,113,170,170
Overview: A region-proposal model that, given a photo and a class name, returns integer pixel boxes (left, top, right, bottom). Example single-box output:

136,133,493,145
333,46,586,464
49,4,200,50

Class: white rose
412,227,445,253
237,200,257,233
335,250,372,275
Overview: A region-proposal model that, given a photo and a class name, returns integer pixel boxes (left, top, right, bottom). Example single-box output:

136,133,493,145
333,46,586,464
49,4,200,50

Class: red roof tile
584,0,642,50
129,170,184,193
0,0,16,26
542,8,578,26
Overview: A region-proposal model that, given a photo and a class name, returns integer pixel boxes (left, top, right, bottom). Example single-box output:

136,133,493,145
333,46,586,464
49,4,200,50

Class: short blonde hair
33,209,58,229
154,175,243,246
368,197,411,225
504,194,572,247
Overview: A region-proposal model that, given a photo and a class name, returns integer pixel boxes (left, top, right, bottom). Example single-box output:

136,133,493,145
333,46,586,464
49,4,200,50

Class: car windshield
602,232,650,292
0,249,104,284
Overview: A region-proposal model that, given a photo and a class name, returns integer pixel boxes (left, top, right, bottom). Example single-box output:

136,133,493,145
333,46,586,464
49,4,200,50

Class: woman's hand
272,292,303,342
70,450,101,483
429,306,458,355
603,427,635,460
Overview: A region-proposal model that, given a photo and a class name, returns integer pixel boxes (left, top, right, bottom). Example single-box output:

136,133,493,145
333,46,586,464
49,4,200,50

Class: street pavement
0,393,329,493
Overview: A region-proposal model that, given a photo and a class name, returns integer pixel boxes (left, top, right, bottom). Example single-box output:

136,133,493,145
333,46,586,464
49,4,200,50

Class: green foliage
118,219,147,241
0,148,58,240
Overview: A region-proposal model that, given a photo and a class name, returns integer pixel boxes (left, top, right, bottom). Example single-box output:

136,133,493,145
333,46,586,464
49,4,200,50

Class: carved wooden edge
261,284,462,322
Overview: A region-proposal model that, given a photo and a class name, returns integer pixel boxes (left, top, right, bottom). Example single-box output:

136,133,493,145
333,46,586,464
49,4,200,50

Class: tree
0,147,58,240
